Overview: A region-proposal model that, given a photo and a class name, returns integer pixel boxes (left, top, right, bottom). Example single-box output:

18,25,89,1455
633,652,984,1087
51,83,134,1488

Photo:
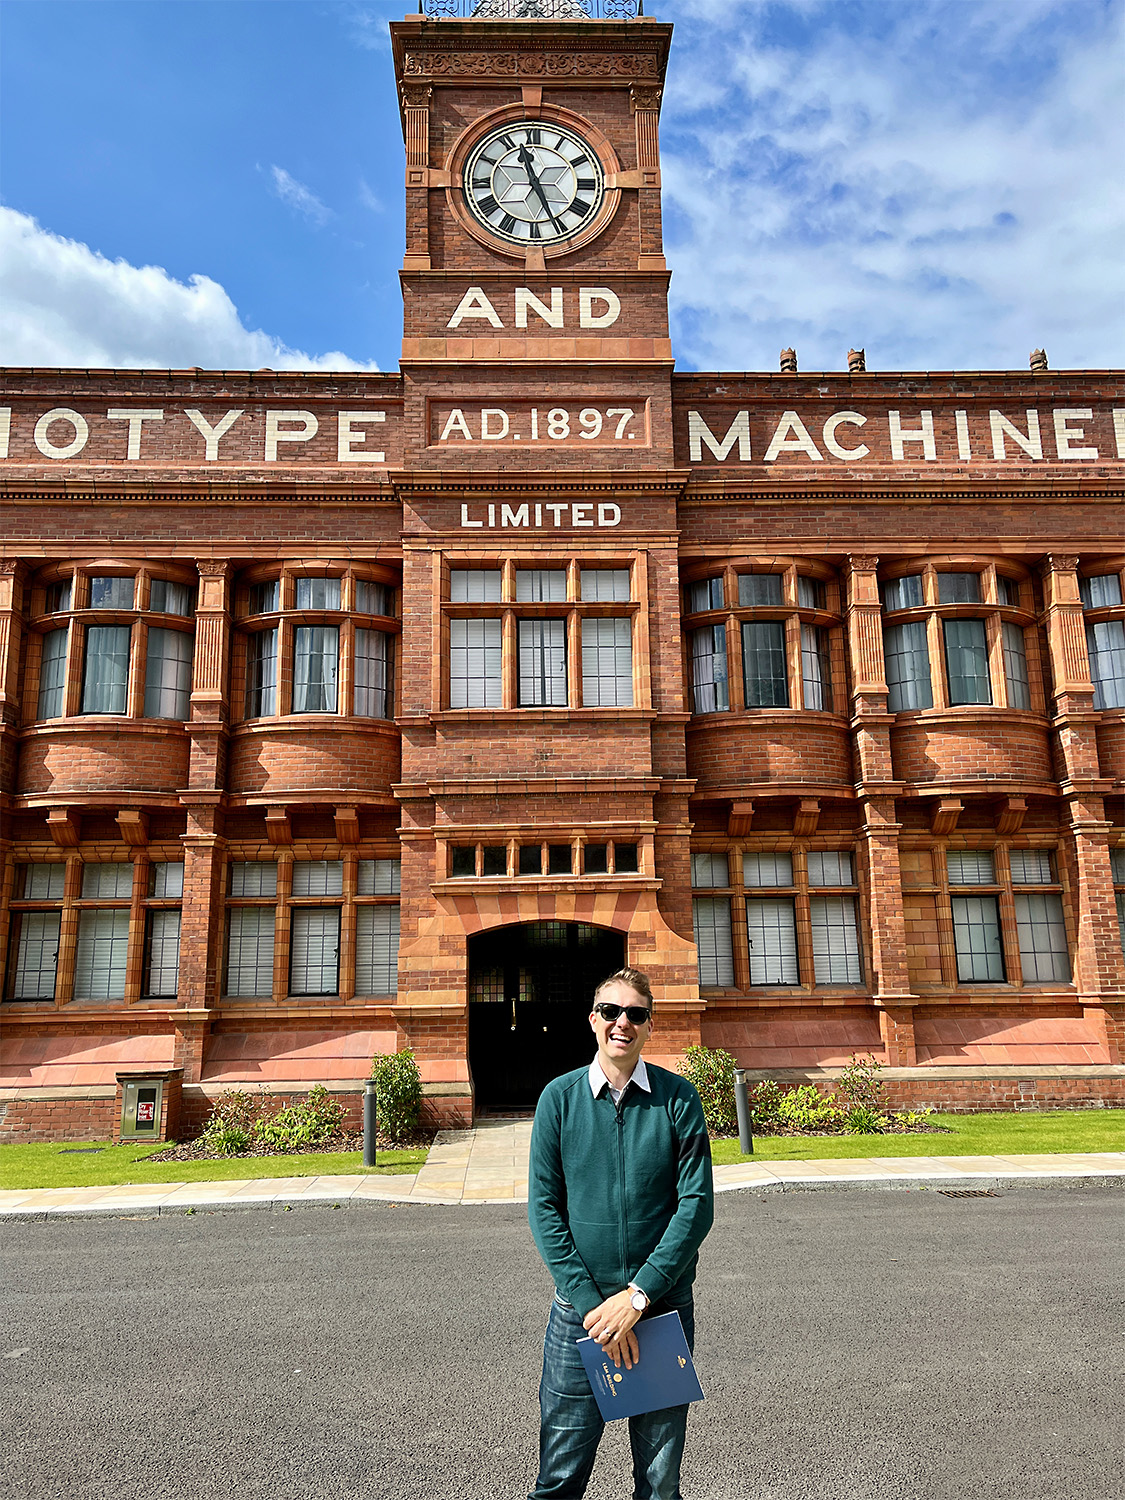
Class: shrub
197,1088,262,1155
253,1085,345,1153
836,1053,885,1112
897,1107,935,1129
678,1045,737,1134
777,1084,843,1132
842,1104,887,1135
370,1050,423,1142
749,1079,784,1129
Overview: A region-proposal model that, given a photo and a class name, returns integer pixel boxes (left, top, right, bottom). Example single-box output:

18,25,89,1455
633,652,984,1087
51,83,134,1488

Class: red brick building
2,2,1123,1142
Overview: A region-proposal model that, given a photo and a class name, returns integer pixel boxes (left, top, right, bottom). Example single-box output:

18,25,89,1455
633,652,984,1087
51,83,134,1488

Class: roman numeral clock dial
464,121,605,247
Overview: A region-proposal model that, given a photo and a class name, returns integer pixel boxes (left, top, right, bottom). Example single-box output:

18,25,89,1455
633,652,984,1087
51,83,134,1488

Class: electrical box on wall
120,1078,163,1139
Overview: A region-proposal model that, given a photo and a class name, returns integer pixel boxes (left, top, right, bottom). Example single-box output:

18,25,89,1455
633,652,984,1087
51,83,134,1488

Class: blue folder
577,1310,705,1421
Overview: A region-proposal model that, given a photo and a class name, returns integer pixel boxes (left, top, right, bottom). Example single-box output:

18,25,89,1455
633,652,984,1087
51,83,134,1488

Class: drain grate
58,1147,105,1154
939,1188,999,1198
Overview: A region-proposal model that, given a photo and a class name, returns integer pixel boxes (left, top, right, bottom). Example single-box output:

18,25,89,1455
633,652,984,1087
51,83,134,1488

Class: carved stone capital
1040,554,1080,577
631,85,663,112
402,84,433,110
846,555,880,575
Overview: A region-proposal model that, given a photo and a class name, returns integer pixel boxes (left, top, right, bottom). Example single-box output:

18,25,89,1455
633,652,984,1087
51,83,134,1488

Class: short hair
593,967,653,1007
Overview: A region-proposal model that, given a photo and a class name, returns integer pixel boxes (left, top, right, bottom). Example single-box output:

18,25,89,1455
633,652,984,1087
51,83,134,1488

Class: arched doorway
468,921,626,1111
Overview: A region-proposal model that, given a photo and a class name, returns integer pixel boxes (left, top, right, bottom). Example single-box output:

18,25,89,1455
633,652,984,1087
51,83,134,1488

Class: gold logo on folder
613,1373,623,1383
678,1357,686,1368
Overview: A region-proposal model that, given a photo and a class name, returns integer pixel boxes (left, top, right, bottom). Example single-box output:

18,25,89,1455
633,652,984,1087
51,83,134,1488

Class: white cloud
0,208,379,371
358,177,385,214
270,165,332,226
661,0,1125,371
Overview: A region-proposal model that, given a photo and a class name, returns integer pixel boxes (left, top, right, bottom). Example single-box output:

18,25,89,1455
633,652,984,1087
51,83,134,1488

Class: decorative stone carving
930,798,963,836
403,49,659,79
630,85,663,111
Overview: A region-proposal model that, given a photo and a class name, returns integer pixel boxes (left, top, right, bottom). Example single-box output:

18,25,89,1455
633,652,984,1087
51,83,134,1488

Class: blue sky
1,0,1122,373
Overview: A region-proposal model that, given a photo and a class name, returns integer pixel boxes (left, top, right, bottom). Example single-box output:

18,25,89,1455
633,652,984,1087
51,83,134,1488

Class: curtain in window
295,576,341,610
82,625,130,713
690,626,729,713
884,622,933,710
89,576,134,608
293,626,339,713
797,576,825,609
145,910,181,997
1080,574,1123,608
144,628,193,718
150,579,193,615
810,896,862,983
881,574,924,610
1001,622,1031,709
245,629,278,717
687,577,724,612
1086,621,1125,709
746,898,799,983
950,894,1005,982
741,621,788,707
800,625,831,710
355,630,392,718
37,628,68,719
944,619,992,705
356,906,400,995
938,572,981,604
226,907,275,996
289,908,340,995
450,618,502,707
74,910,130,999
356,580,392,615
519,619,568,705
582,619,633,707
11,912,61,999
1014,893,1070,983
738,574,783,606
693,897,734,986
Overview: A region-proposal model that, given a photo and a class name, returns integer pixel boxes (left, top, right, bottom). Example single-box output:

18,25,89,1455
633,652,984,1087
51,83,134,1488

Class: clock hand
517,144,564,233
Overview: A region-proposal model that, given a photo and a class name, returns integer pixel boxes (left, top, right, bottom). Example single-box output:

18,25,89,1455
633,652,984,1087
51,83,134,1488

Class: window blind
810,896,862,983
225,908,275,996
582,618,633,707
1014,893,1070,983
11,912,61,999
450,618,502,707
290,908,340,995
74,910,130,999
519,619,567,706
356,906,400,995
746,898,799,984
693,897,734,986
144,910,181,997
144,627,193,718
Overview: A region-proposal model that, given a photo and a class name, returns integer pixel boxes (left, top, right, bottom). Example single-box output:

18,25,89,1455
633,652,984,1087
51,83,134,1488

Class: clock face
463,121,605,247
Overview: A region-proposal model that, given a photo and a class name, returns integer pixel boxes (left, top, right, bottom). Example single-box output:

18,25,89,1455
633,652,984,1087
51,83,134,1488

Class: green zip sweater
528,1062,714,1319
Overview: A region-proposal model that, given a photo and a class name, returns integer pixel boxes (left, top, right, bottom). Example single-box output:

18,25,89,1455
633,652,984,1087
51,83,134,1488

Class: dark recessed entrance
468,921,626,1111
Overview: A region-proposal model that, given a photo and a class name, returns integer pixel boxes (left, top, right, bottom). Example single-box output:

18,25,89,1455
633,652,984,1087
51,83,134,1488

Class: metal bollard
733,1068,754,1156
363,1079,377,1168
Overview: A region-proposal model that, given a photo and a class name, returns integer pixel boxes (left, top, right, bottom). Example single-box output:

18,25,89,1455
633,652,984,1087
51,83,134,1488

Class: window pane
355,629,392,718
356,579,393,616
614,843,638,873
516,569,566,602
1086,621,1125,709
37,628,68,719
151,862,185,898
944,618,992,705
946,850,995,885
144,627,193,718
1079,574,1123,608
483,845,507,876
951,894,1005,982
691,852,729,887
358,859,401,895
22,863,66,900
690,625,729,713
450,618,501,708
881,575,924,611
248,580,279,614
290,908,340,995
807,851,854,886
582,618,633,707
800,624,831,710
10,912,61,999
1015,893,1070,983
1001,622,1031,710
797,576,826,610
451,846,476,877
1009,850,1053,884
82,863,133,899
519,619,568,706
811,896,863,983
150,579,193,616
743,853,794,887
292,860,344,897
230,862,278,898
295,576,341,610
82,625,130,713
581,569,630,602
746,897,799,984
450,569,502,603
582,844,606,875
74,910,130,999
884,621,933,710
356,906,400,996
1111,850,1125,884
293,625,339,713
1118,893,1125,957
225,907,275,996
738,573,783,606
995,576,1019,607
741,621,788,707
144,909,181,997
686,577,724,612
45,579,72,613
89,576,134,609
938,572,981,604
693,897,734,986
245,629,278,717
521,844,544,875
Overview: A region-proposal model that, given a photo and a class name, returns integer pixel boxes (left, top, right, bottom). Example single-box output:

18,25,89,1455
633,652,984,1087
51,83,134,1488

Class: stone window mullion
274,853,293,1000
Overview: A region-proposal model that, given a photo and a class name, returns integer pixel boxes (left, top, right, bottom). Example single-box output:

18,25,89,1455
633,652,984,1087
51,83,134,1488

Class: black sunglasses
594,1002,651,1026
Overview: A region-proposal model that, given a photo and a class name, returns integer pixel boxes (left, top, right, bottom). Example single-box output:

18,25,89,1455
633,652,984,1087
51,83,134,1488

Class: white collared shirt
588,1055,651,1106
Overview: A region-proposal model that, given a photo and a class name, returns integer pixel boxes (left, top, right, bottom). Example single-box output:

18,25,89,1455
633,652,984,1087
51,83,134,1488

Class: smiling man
527,967,715,1500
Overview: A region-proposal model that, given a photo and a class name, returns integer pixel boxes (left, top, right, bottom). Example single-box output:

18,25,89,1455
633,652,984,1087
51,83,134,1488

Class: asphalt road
3,1187,1123,1500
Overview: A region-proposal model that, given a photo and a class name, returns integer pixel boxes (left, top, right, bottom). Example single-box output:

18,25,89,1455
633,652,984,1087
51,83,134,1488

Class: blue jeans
529,1293,695,1500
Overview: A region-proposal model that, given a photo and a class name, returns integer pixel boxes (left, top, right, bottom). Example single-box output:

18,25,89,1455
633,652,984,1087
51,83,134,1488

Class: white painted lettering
1114,410,1125,459
106,408,163,460
337,410,386,463
573,504,593,527
481,409,509,441
989,409,1042,461
439,409,472,441
764,410,823,462
264,411,318,462
535,503,542,526
447,287,503,329
579,287,621,329
488,504,496,527
460,504,483,528
546,503,567,527
1053,408,1097,460
34,408,89,460
822,411,869,461
598,503,621,527
888,410,937,462
515,287,563,329
955,410,972,460
185,408,242,461
688,410,751,463
0,408,9,460
501,503,529,527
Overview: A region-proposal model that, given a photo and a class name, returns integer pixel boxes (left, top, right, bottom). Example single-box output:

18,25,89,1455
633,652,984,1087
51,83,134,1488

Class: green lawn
0,1141,427,1191
710,1109,1125,1164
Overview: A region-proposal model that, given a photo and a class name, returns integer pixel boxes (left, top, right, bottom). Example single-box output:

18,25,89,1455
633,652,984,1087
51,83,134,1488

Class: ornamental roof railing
420,1,643,19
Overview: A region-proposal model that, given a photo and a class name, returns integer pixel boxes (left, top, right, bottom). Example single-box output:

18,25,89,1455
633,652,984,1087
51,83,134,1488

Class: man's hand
583,1290,643,1369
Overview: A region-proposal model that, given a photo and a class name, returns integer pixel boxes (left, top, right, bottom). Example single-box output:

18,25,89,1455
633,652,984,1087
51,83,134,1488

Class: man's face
589,981,652,1072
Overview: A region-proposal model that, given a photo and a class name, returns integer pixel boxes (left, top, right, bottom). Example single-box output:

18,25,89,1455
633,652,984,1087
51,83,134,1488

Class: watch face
463,121,605,246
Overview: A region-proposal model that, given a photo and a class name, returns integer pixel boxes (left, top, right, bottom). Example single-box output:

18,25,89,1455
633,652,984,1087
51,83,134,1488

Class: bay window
1080,567,1125,710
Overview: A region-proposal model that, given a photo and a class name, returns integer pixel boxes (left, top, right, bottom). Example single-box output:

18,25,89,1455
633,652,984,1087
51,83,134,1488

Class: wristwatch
629,1285,649,1313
